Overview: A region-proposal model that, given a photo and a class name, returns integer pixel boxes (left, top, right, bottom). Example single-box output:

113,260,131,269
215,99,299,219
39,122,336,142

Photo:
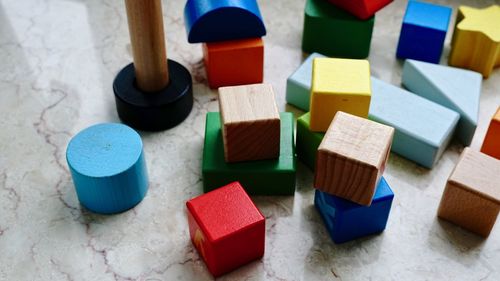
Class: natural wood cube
437,148,500,237
219,84,280,163
314,111,394,206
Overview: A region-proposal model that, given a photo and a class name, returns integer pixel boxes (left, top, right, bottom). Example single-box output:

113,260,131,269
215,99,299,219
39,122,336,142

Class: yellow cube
309,58,371,132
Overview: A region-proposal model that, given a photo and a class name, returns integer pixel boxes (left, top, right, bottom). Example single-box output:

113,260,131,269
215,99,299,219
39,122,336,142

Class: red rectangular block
186,182,265,277
328,0,393,19
203,38,264,89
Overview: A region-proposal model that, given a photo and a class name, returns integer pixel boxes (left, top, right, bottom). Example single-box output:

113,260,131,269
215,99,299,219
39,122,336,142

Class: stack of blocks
302,0,393,58
295,57,371,170
315,112,395,243
396,0,452,64
184,0,267,88
202,84,296,195
186,182,265,277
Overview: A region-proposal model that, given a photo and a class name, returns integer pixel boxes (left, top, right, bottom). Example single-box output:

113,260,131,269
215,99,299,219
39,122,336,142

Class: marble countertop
1,0,500,280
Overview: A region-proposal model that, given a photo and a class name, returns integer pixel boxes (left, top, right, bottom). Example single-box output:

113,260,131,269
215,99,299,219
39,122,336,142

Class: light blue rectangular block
286,53,326,111
402,59,482,146
369,77,459,168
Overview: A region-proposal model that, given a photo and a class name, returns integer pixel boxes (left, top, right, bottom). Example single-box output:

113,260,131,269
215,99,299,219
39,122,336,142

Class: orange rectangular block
203,38,264,89
481,107,500,159
437,148,500,237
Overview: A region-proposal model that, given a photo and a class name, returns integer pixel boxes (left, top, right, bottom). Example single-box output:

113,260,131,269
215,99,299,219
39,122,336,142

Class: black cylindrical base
113,60,193,131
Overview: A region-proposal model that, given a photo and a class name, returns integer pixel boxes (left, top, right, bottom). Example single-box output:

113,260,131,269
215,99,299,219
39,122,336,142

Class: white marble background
1,0,499,280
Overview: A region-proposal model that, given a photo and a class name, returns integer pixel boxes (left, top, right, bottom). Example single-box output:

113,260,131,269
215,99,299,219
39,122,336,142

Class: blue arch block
315,177,394,244
66,123,149,214
184,0,266,43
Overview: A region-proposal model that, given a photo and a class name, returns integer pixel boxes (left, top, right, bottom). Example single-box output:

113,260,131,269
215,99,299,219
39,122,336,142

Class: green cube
202,112,296,195
302,0,375,59
296,112,325,171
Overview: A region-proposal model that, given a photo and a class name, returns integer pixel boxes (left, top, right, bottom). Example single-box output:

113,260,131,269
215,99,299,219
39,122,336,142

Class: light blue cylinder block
66,123,148,214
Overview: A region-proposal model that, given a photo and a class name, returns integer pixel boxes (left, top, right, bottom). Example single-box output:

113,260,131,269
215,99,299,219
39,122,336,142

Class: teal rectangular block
296,112,324,170
402,59,482,146
369,77,459,168
202,112,296,195
286,53,326,111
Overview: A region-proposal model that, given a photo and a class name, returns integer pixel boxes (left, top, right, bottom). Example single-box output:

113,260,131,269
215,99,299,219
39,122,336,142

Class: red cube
328,0,393,20
186,182,265,277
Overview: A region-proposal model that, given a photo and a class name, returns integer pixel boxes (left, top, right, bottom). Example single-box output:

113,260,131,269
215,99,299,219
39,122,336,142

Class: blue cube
315,177,394,244
396,1,451,64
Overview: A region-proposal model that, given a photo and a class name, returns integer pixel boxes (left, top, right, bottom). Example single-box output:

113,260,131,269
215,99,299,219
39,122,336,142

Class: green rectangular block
296,112,325,171
203,112,296,195
302,0,374,59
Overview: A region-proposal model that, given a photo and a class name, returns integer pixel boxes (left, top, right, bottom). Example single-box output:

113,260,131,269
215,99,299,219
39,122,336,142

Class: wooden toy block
402,59,482,146
370,78,459,168
296,112,325,171
396,0,452,64
481,107,500,160
113,0,193,131
202,112,296,195
219,84,280,163
203,38,263,89
327,0,393,20
309,58,371,132
286,53,326,111
315,177,394,244
314,112,394,206
184,0,266,43
302,0,374,59
66,123,148,214
448,5,500,78
186,182,265,277
437,148,500,237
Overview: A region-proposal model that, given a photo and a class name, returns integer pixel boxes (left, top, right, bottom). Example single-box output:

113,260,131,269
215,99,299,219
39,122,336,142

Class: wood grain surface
125,0,169,92
438,147,500,236
314,112,394,206
219,84,280,163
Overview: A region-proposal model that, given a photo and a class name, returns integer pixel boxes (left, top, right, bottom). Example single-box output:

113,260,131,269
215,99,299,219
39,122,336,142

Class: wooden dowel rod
125,0,169,92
